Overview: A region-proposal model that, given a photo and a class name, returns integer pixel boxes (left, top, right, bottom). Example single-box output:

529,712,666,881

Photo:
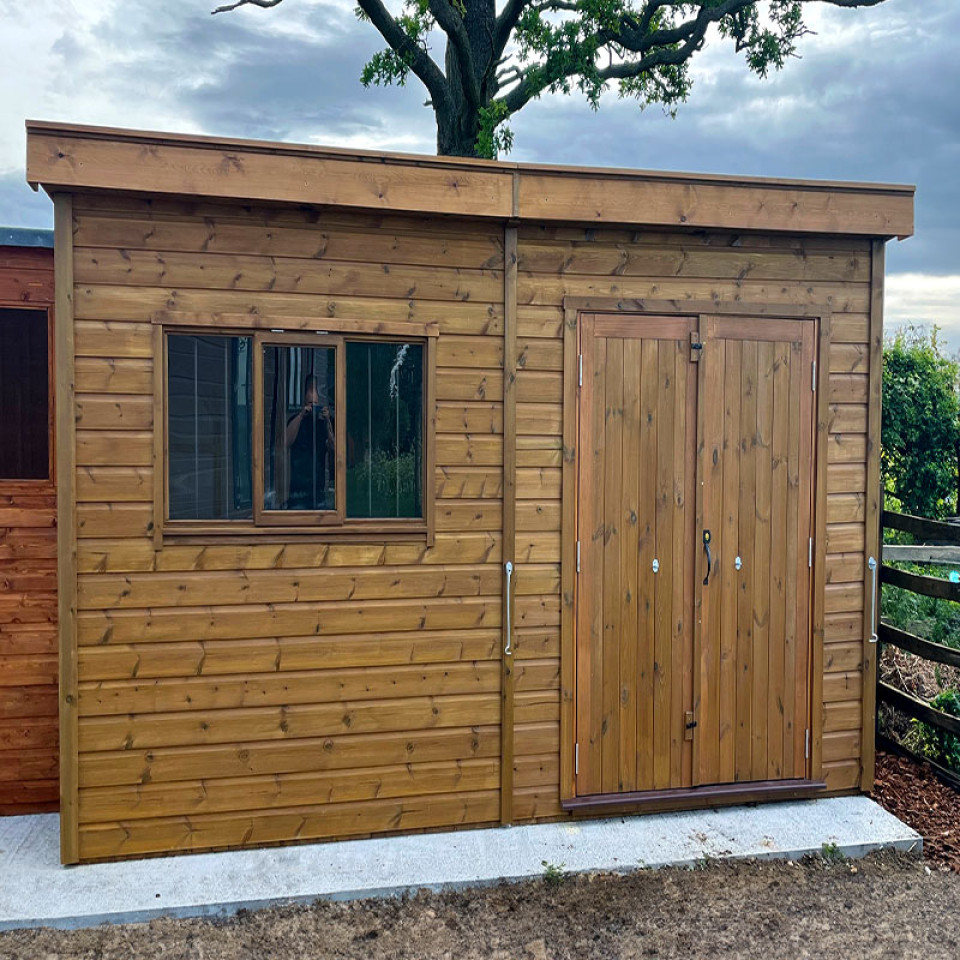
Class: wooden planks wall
67,195,522,860
0,484,59,814
511,226,877,820
62,189,879,858
0,245,58,816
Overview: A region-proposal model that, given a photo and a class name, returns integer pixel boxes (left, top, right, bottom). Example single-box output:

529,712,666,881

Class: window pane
0,308,49,480
263,344,337,512
167,335,252,520
346,341,423,519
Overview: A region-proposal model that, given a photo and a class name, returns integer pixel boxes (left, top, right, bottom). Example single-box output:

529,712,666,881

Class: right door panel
695,316,817,787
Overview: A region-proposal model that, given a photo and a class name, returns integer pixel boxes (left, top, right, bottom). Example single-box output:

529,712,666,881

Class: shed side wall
69,195,515,861
0,246,58,816
512,225,874,819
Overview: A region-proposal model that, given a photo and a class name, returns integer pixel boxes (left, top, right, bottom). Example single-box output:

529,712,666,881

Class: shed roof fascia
25,120,915,238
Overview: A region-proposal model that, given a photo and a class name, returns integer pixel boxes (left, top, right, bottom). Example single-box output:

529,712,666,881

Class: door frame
559,297,833,807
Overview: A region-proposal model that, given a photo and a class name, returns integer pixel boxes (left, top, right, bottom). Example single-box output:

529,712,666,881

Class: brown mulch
874,748,960,872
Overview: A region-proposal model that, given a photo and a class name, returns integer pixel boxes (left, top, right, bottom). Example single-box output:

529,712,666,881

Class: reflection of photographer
284,374,335,509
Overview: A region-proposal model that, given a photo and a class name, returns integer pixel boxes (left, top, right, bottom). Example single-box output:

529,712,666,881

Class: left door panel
575,314,697,798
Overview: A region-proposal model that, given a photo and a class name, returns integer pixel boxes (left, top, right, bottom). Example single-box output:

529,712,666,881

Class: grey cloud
2,0,957,284
0,172,52,229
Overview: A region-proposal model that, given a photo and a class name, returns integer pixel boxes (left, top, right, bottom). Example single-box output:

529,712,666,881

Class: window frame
156,318,436,544
253,331,346,527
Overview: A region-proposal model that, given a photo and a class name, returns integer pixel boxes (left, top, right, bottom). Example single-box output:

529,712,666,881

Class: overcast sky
1,0,956,347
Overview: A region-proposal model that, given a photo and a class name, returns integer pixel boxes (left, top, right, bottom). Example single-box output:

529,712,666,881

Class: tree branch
497,0,730,116
211,0,284,14
355,0,452,113
493,0,535,64
428,0,482,109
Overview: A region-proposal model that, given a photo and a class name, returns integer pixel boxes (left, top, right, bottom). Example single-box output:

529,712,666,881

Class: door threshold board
562,778,828,812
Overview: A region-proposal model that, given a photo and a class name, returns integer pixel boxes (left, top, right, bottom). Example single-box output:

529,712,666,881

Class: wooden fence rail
877,510,960,790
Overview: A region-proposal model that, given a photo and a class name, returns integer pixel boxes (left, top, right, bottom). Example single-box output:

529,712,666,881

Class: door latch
684,711,697,741
690,332,702,362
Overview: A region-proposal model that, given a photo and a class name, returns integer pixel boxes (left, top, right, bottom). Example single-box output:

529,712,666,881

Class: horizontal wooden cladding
824,699,862,733
31,132,515,220
0,715,58,750
517,242,870,283
73,192,505,234
0,685,58,719
517,172,912,236
824,640,863,674
75,357,152,394
78,789,501,860
79,756,501,823
78,533,503,573
79,661,498,718
75,288,504,337
76,595,547,645
79,659,559,717
823,759,860,792
75,465,507,504
828,463,866,494
74,499,513,538
0,481,59,814
514,305,869,346
79,724,502,787
0,653,57,686
79,628,505,681
80,692,504,751
0,267,54,305
28,123,913,237
75,249,505,304
74,215,505,270
78,565,555,610
515,277,871,313
77,564,516,609
75,320,500,365
0,746,58,783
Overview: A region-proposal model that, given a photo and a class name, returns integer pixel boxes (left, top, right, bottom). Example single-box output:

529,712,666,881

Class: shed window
167,334,252,521
0,307,50,481
163,329,430,534
346,341,423,520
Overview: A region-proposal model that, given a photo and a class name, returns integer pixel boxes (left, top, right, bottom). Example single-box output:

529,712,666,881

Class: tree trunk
435,0,496,157
436,104,482,157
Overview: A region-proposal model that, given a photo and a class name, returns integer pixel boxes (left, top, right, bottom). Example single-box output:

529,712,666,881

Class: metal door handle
702,530,712,586
867,556,878,644
504,561,513,656
735,555,742,571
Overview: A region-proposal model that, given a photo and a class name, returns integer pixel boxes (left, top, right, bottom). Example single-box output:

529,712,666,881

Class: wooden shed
0,227,58,816
24,121,914,864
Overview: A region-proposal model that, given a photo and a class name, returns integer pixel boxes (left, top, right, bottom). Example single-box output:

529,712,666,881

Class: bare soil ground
1,849,957,960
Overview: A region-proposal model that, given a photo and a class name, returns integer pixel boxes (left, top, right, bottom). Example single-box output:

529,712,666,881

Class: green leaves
476,100,515,158
347,0,890,156
356,1,434,88
882,326,960,520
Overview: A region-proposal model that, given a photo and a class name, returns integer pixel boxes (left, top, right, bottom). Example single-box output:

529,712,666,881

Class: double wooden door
574,313,817,798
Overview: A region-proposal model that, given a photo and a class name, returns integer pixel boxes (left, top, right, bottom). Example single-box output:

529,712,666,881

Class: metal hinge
808,537,813,568
811,360,817,392
575,742,580,775
576,540,581,574
578,353,583,387
805,729,811,759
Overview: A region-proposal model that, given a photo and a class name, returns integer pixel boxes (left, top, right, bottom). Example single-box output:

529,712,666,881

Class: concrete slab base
0,796,920,931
